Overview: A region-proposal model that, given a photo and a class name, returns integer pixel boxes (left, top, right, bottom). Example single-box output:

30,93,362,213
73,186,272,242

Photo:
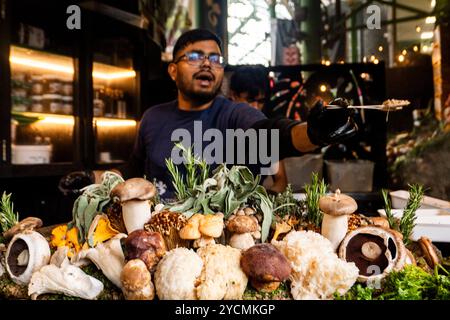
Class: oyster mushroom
240,243,291,292
226,215,258,250
338,226,407,283
319,190,357,251
5,231,51,285
124,229,166,272
3,217,43,240
111,178,156,234
121,259,155,300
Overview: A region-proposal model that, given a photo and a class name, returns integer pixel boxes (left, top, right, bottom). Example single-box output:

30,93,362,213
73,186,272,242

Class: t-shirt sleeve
228,102,267,130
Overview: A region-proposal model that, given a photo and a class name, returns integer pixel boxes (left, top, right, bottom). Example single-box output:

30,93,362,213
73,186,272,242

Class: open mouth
194,72,214,86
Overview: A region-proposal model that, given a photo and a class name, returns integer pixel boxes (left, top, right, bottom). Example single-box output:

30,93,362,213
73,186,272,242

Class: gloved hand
58,170,95,196
306,98,358,146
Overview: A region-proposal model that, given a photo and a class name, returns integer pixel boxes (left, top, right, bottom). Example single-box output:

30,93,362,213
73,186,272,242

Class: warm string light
22,112,137,127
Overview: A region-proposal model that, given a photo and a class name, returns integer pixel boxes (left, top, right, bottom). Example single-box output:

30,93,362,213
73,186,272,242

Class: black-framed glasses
173,51,225,68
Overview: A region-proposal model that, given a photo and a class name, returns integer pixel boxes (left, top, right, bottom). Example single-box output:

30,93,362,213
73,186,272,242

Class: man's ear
168,63,177,81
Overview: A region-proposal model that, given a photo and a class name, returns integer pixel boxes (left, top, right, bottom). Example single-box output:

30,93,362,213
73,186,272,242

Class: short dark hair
172,29,223,60
229,65,267,99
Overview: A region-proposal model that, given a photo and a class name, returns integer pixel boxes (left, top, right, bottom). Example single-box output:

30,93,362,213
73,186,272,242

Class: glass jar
62,81,73,96
43,75,62,94
31,95,44,113
42,94,62,113
61,96,73,115
31,75,44,95
93,98,105,117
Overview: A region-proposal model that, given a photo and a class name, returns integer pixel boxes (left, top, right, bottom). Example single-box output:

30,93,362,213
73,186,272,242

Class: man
228,65,288,194
60,29,357,199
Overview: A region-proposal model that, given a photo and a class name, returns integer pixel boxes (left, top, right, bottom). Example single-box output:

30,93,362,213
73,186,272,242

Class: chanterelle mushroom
240,244,291,292
111,178,156,234
319,189,357,251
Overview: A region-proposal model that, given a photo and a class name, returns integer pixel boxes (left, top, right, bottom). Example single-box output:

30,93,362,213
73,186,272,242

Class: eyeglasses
173,51,225,68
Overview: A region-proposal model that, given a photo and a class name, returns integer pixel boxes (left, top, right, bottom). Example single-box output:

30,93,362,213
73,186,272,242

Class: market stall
1,143,450,301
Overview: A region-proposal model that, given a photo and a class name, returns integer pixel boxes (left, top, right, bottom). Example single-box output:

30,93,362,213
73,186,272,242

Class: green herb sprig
304,173,327,227
0,192,19,233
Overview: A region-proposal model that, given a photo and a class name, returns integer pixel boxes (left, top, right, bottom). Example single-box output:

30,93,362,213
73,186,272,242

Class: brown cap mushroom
111,178,156,202
121,259,155,300
124,229,166,272
144,210,188,250
179,214,203,240
418,236,440,269
227,215,258,234
319,190,358,216
240,243,291,292
320,190,358,251
3,217,43,240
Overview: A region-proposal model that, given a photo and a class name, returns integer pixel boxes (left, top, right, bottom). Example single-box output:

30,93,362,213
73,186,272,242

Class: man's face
233,91,265,110
168,40,224,105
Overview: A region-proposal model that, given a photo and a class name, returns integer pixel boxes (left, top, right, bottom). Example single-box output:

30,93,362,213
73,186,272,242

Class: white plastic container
378,208,450,242
12,144,52,164
390,190,450,210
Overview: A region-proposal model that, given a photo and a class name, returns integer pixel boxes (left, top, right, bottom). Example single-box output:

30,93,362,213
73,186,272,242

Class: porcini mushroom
121,259,155,300
338,226,407,283
240,243,291,292
319,190,357,251
227,215,259,250
124,229,166,272
110,178,156,234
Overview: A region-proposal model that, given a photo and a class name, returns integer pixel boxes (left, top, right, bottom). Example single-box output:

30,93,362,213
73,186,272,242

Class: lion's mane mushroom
110,178,156,234
5,230,51,285
3,217,43,240
124,229,166,272
227,215,259,250
240,244,291,292
145,210,188,250
338,226,407,283
319,190,357,251
121,259,155,300
154,247,203,300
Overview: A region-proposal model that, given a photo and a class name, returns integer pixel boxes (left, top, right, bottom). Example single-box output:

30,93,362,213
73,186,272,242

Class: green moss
243,282,292,300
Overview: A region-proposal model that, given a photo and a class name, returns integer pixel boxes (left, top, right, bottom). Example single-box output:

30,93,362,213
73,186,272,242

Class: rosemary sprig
165,157,188,200
382,184,424,244
382,189,397,230
0,192,19,233
304,173,327,227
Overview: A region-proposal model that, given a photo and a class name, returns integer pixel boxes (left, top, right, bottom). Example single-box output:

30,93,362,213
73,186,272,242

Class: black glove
58,170,95,196
307,98,358,146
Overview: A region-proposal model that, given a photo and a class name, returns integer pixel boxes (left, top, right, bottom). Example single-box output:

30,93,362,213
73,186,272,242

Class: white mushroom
5,231,51,285
226,215,259,250
229,233,254,250
28,247,103,300
319,190,357,251
121,259,155,300
110,178,156,234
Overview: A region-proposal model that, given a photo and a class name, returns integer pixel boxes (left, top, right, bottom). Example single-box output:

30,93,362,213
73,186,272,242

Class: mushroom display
3,217,43,240
144,210,188,250
418,236,441,269
124,229,166,272
338,226,407,283
121,259,155,300
319,190,358,251
226,215,259,250
178,213,224,248
240,244,291,292
5,231,51,285
110,178,156,233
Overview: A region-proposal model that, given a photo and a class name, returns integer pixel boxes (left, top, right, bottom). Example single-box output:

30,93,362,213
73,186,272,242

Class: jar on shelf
43,75,62,94
42,94,62,113
31,75,44,95
61,96,73,115
31,95,44,113
62,81,73,96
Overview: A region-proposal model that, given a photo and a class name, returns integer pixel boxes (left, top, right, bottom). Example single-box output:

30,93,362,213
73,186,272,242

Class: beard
177,71,223,106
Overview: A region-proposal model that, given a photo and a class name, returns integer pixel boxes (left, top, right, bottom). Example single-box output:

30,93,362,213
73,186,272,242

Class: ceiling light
425,16,436,24
421,32,434,39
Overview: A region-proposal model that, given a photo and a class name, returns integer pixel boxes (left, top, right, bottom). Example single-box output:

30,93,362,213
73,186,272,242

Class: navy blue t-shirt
120,95,267,199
